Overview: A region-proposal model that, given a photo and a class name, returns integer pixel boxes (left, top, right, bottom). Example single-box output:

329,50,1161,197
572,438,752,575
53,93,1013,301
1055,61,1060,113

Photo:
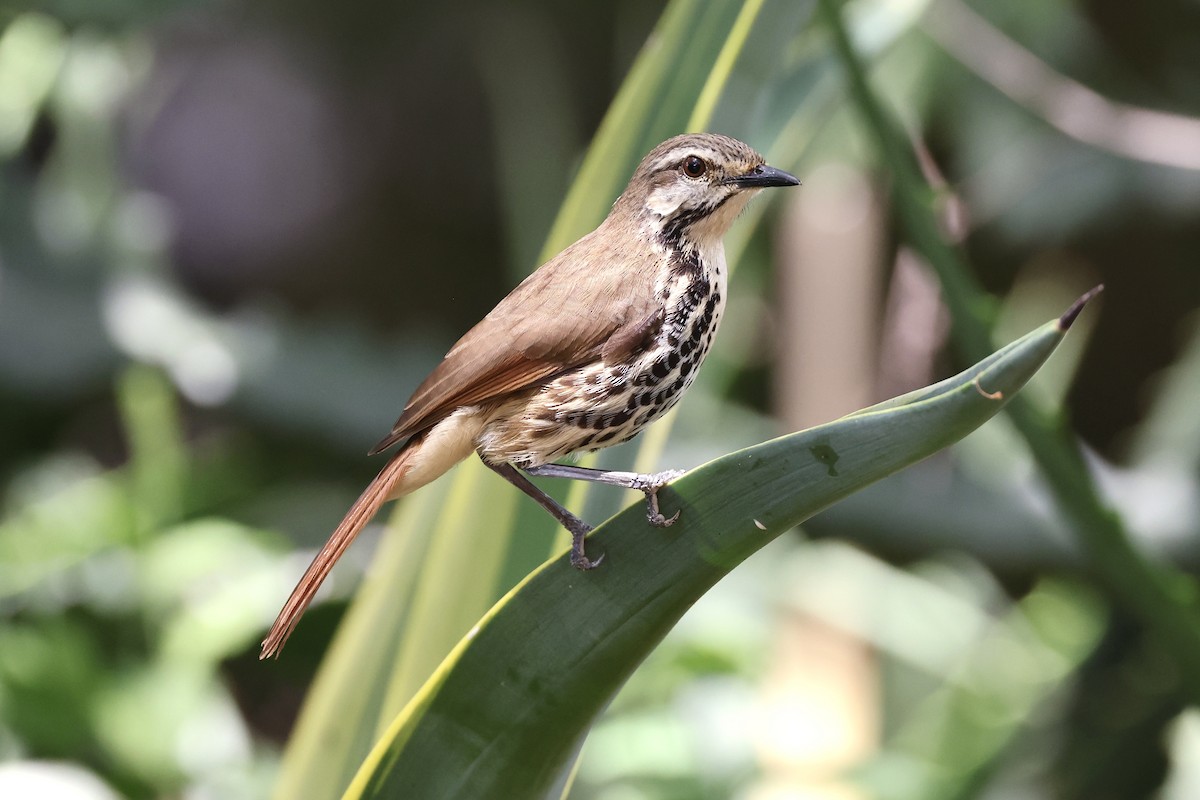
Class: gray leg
525,463,685,528
482,460,602,570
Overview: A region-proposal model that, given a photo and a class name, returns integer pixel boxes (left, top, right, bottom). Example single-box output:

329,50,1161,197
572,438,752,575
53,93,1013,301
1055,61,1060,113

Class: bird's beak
726,164,801,189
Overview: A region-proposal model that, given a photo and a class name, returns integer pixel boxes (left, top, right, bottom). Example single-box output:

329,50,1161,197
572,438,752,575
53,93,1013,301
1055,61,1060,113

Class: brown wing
369,223,663,455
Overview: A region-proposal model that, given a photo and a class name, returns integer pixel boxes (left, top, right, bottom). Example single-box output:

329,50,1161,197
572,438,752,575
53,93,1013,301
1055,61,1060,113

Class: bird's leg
483,461,602,570
524,463,685,528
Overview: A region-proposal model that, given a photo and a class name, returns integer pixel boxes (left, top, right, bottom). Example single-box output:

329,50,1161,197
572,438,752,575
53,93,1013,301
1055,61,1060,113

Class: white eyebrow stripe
648,146,724,173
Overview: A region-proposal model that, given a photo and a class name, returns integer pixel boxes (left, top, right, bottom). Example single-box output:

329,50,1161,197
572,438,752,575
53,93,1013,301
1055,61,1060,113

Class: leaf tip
1059,285,1104,331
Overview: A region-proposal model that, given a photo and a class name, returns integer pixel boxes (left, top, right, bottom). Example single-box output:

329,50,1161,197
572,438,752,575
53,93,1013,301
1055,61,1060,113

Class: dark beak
726,163,801,189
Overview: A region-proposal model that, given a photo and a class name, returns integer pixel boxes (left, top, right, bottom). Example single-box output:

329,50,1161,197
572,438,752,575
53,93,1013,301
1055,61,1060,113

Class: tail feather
260,449,413,659
260,408,486,659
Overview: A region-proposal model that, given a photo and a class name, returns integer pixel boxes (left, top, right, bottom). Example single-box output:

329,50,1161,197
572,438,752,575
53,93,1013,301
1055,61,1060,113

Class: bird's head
616,133,800,249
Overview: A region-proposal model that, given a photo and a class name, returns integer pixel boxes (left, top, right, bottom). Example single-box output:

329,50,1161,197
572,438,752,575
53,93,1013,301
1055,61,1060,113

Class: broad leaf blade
344,306,1086,799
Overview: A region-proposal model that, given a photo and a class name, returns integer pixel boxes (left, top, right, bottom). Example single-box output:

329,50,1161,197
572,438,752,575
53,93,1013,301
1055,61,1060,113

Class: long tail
259,448,412,659
260,410,483,659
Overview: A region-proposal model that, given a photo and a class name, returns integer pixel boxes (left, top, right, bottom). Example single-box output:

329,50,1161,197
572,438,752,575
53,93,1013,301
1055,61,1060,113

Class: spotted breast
475,243,727,468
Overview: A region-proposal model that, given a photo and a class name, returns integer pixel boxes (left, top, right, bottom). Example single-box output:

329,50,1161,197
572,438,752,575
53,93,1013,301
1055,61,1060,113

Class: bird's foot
566,518,603,570
630,469,685,528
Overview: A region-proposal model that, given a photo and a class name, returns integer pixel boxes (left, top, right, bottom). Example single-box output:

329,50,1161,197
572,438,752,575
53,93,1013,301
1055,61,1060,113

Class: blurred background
1,0,1199,798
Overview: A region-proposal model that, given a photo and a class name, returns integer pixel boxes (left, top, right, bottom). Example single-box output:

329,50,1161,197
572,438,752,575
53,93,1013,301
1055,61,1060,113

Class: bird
260,133,799,659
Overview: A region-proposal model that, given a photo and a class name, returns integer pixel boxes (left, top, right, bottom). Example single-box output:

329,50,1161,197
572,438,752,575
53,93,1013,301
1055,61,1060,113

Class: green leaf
341,302,1088,799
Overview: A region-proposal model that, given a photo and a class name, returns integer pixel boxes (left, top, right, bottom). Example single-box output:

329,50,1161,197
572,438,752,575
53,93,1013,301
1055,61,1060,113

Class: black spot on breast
610,409,633,427
651,358,672,380
594,428,621,445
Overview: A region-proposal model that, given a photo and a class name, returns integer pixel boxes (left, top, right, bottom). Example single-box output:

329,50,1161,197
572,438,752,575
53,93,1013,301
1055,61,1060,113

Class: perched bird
261,133,799,658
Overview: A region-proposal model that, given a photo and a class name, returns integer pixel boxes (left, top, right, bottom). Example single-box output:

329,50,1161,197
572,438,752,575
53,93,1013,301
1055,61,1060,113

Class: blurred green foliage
1,0,1199,798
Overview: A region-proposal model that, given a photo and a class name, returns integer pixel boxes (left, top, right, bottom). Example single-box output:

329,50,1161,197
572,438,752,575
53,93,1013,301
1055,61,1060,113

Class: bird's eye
682,156,708,178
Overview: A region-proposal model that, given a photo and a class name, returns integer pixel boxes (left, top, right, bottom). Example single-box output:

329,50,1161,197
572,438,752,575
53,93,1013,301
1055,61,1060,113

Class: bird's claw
570,549,604,570
647,505,681,528
641,470,684,528
567,520,603,570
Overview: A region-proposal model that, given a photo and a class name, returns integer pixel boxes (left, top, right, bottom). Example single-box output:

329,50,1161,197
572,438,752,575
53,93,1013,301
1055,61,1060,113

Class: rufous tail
260,409,484,659
259,447,413,659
